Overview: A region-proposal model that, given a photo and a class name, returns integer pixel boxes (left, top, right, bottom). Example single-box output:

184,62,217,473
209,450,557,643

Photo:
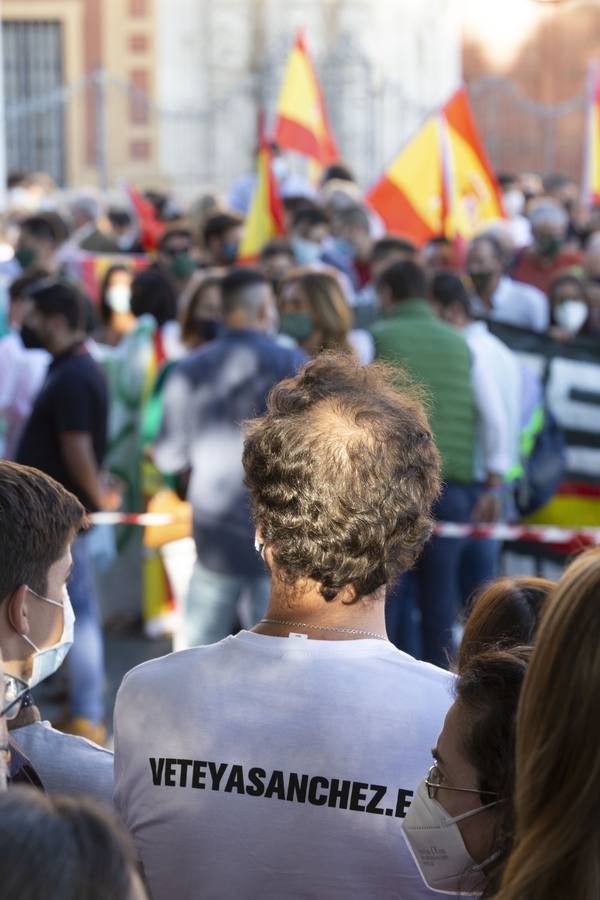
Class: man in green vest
371,260,505,667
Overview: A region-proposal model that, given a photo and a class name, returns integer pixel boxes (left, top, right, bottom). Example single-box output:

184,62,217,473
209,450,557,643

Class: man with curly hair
115,354,453,900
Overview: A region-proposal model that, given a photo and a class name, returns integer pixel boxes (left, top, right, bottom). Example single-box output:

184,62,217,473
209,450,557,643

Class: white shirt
472,275,549,333
114,631,453,900
465,321,522,481
0,332,50,458
10,720,113,802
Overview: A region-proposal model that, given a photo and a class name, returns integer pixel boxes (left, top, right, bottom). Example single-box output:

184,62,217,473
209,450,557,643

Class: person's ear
7,585,30,637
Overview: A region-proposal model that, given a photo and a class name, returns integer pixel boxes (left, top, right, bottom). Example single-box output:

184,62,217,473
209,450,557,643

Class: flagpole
582,60,597,210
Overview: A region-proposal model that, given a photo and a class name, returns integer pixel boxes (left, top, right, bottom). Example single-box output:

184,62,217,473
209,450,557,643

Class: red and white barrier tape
89,512,600,545
433,522,599,544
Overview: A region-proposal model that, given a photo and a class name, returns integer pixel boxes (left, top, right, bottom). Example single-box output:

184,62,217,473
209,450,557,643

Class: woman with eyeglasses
402,647,530,897
498,548,600,900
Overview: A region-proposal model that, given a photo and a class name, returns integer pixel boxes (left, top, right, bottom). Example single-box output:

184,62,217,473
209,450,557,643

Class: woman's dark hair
0,787,143,900
457,576,554,673
130,268,177,325
455,647,531,898
99,264,131,325
243,353,441,601
180,275,222,345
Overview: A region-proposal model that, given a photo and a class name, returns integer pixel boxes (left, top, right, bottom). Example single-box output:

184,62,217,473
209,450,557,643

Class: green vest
371,299,476,483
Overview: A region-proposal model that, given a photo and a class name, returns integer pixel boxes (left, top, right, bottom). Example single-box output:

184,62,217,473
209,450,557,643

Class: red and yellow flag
274,30,339,166
366,87,504,245
583,61,600,207
237,138,285,263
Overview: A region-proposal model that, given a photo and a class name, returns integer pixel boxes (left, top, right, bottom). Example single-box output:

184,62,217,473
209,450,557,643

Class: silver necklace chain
260,618,388,641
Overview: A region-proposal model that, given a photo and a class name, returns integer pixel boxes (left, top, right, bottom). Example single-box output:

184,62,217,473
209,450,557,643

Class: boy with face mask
0,461,113,801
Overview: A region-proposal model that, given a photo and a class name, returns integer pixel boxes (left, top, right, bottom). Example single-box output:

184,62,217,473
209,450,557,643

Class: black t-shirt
16,342,108,510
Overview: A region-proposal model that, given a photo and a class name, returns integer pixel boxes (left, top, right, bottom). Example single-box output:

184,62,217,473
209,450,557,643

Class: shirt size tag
289,632,308,640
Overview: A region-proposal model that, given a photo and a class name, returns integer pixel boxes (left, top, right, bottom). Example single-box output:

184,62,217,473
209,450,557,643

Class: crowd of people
0,160,599,898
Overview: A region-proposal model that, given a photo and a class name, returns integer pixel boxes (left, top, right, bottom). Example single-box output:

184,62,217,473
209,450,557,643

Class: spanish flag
237,137,285,263
583,61,600,206
274,30,339,166
366,87,504,245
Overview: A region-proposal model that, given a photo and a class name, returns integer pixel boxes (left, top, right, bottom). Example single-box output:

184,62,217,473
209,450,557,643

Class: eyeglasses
1,682,30,721
424,764,500,802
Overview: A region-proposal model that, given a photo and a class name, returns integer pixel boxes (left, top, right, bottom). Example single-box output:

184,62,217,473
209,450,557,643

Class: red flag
127,185,166,252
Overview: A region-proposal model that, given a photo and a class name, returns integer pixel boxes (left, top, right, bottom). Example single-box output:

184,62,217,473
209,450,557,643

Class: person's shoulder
255,332,307,369
174,339,226,377
508,277,547,302
11,721,113,800
376,648,455,708
118,643,230,697
12,719,113,758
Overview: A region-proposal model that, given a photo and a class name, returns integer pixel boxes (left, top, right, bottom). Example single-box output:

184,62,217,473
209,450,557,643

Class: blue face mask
331,237,355,260
222,241,239,264
292,237,322,266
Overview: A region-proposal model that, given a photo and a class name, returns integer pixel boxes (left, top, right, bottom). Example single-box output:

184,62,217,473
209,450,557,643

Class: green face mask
279,311,313,343
535,234,563,258
169,253,196,280
15,245,37,270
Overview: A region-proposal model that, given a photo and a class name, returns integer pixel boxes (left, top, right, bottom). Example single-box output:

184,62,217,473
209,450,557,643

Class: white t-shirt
114,631,453,900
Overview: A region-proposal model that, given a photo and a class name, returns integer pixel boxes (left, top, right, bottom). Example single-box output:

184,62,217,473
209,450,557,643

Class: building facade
2,0,159,188
1,0,460,197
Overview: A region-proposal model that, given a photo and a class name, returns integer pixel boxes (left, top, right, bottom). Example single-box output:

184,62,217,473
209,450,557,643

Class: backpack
516,405,566,517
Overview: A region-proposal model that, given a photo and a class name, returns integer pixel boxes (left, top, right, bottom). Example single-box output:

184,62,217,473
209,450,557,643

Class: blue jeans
387,481,501,668
67,532,106,723
185,560,270,646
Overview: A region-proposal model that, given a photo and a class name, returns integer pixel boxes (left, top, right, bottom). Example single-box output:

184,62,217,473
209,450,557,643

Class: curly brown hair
243,353,441,602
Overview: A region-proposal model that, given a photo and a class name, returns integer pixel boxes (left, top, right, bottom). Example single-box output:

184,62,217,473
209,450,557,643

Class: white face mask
106,284,132,314
272,156,290,183
503,189,525,219
554,299,588,334
20,587,75,688
402,779,500,895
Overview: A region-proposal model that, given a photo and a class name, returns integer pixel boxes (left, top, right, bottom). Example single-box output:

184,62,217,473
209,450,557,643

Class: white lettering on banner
566,447,600,475
545,358,600,435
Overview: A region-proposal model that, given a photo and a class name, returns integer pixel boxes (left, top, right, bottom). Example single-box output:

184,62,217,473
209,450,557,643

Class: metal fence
1,30,591,193
469,75,586,179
